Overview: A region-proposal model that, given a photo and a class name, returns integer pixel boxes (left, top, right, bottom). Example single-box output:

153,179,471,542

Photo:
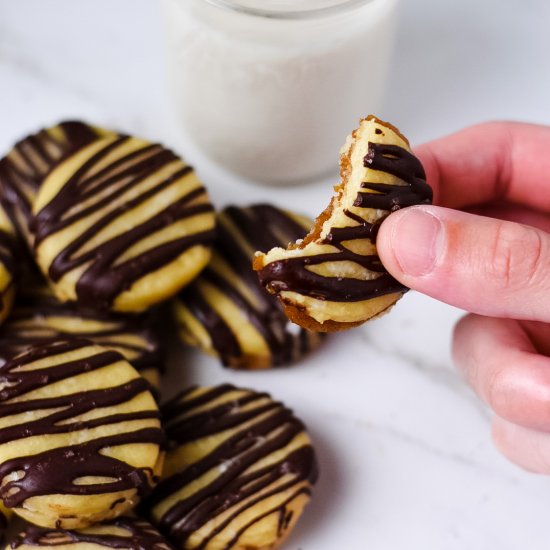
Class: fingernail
390,207,443,277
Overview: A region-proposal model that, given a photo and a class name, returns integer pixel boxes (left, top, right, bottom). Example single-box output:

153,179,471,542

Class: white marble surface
1,1,550,548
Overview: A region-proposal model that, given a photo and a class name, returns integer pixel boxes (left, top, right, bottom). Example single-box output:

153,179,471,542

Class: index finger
415,121,550,211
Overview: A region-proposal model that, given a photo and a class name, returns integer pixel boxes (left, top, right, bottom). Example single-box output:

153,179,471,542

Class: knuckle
487,363,550,429
485,366,508,416
485,366,522,423
488,222,545,291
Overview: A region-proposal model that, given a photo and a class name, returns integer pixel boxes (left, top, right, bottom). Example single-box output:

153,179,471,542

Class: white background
1,1,550,549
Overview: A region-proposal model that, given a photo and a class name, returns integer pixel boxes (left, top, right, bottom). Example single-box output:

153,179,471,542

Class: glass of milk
161,0,399,185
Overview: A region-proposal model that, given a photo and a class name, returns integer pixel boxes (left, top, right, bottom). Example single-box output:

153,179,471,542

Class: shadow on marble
289,424,347,544
161,339,202,401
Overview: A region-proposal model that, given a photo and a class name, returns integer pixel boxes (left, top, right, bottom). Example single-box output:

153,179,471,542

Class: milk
161,0,399,184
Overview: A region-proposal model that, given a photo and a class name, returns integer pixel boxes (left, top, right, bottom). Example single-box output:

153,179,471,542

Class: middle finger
453,314,550,432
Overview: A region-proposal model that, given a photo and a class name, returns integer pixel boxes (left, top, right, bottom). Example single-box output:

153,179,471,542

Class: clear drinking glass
161,0,399,185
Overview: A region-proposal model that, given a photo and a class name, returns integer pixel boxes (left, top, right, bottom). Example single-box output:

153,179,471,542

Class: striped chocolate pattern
0,339,163,528
0,121,109,247
32,135,216,312
148,384,317,550
0,282,163,390
0,205,16,326
174,205,323,369
252,117,434,330
256,138,432,304
9,517,174,549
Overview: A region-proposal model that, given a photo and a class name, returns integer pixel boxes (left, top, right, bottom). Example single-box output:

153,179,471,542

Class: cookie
0,121,111,247
8,517,173,549
0,282,162,390
0,339,164,529
253,116,432,332
174,205,323,369
148,384,317,550
32,134,216,313
0,204,16,326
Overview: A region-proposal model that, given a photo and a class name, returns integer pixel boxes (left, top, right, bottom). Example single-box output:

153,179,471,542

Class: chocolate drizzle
0,228,17,318
0,339,162,512
257,135,432,304
0,230,17,277
0,282,162,388
32,136,215,310
147,384,317,549
357,142,432,210
9,517,174,549
0,121,102,246
177,205,323,368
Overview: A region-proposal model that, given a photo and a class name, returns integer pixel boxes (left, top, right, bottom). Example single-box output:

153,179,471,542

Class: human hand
376,121,550,474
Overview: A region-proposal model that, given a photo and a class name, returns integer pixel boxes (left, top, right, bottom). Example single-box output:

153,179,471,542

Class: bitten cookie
0,121,111,247
32,134,216,313
0,282,162,390
148,384,318,550
173,204,323,369
253,116,432,332
0,339,164,529
0,204,16,326
7,516,174,549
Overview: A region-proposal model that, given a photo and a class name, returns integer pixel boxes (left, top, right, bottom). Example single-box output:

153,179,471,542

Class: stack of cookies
0,122,321,549
0,115,430,549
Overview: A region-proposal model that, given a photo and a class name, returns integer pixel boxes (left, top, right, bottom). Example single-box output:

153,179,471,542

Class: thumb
377,205,550,322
